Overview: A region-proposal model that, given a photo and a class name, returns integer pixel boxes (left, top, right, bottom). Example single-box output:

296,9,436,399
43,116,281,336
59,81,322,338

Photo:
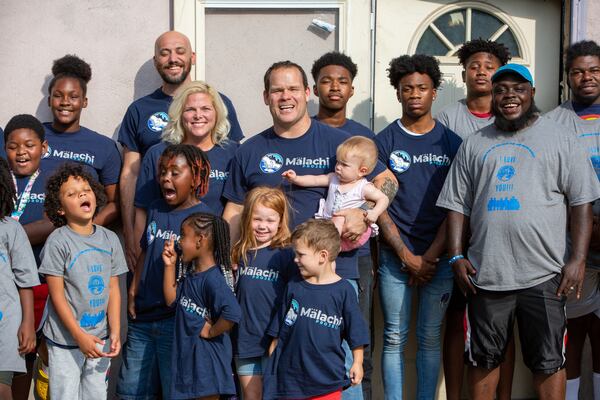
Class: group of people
1,28,600,400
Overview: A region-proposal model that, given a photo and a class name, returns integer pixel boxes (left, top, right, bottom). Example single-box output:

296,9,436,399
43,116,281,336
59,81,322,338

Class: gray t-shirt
546,101,600,268
0,217,39,373
437,116,600,290
436,99,494,139
39,225,127,347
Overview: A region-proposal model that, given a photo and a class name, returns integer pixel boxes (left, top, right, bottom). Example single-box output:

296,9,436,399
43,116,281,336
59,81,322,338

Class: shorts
0,371,14,386
465,274,566,374
447,281,467,312
235,356,268,376
566,268,600,319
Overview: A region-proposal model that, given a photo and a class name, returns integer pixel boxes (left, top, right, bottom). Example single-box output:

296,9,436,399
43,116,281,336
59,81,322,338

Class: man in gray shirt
435,39,513,400
437,64,600,400
546,40,600,400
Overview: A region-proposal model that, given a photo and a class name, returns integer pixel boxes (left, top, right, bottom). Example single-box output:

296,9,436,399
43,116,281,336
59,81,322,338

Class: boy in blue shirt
264,219,368,400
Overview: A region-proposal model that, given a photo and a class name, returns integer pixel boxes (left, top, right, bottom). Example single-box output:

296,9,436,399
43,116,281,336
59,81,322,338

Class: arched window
410,2,528,63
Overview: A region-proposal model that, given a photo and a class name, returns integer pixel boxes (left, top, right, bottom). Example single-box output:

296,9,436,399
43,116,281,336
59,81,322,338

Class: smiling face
58,176,96,226
293,239,326,279
397,72,436,120
159,154,195,208
313,64,354,112
492,74,534,121
264,67,310,130
251,203,281,248
48,77,87,132
463,52,501,97
154,31,195,85
181,92,217,146
5,128,48,177
568,55,600,105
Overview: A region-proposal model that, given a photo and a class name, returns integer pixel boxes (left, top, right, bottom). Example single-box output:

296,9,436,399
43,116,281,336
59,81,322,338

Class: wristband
448,254,465,266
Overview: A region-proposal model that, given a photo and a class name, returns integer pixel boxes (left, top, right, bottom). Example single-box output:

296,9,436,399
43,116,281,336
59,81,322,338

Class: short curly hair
311,52,358,82
4,114,45,143
387,54,442,89
44,163,107,227
566,40,600,73
456,39,511,67
48,54,92,96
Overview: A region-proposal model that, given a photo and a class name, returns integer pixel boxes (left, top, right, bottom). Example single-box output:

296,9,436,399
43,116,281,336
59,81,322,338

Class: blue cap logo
260,153,284,173
389,150,411,173
147,112,169,132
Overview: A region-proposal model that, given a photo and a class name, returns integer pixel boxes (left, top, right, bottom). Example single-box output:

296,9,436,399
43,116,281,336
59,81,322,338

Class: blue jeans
117,317,174,400
342,278,364,400
378,248,453,400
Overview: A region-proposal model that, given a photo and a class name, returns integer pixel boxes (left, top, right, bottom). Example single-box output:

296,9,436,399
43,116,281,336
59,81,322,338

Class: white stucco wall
0,1,170,139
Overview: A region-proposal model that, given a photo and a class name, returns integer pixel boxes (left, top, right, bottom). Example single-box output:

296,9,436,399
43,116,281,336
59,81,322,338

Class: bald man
118,31,243,270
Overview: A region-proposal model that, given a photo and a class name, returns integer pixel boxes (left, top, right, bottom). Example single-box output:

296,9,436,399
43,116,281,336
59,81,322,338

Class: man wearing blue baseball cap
437,63,600,399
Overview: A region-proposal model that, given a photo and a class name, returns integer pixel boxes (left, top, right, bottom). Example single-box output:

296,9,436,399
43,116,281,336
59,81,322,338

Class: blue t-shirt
135,199,214,322
234,246,296,358
316,117,375,258
375,120,462,254
14,168,54,266
170,266,241,399
41,123,122,186
134,140,238,216
223,120,386,279
263,277,369,399
0,128,6,159
117,88,244,157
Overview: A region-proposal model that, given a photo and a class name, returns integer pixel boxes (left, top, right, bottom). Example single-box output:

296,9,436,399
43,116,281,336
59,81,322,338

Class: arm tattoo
364,177,398,210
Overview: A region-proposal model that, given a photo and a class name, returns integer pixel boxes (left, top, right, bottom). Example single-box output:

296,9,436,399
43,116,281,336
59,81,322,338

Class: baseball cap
491,63,534,86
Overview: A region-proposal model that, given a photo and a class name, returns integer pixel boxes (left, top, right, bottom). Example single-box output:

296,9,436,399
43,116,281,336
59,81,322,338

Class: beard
157,61,192,85
493,100,540,132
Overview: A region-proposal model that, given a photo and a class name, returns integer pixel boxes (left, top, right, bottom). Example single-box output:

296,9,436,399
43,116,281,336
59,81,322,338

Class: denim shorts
235,356,268,376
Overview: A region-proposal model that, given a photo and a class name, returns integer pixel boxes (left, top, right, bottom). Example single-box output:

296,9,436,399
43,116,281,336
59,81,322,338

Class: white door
174,0,374,139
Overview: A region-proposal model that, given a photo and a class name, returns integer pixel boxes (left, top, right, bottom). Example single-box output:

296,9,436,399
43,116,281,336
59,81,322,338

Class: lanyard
11,169,40,221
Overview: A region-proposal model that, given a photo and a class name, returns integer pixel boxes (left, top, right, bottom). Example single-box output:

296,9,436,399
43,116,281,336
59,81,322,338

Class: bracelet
448,254,465,265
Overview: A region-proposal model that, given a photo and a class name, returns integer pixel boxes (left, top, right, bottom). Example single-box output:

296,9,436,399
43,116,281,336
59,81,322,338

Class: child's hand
281,170,297,182
365,210,378,225
162,238,177,269
76,333,107,359
349,361,364,386
17,320,36,355
268,338,278,356
127,292,136,320
200,319,213,339
104,332,121,358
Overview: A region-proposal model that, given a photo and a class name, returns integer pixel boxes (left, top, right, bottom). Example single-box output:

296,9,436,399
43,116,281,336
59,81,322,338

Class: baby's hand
365,210,378,225
200,319,213,339
349,361,364,386
162,238,177,269
281,170,297,182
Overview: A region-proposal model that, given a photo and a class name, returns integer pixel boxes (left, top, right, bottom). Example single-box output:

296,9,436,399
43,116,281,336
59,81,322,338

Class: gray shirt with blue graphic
0,218,39,373
39,225,127,346
437,116,600,290
435,99,495,139
546,101,600,269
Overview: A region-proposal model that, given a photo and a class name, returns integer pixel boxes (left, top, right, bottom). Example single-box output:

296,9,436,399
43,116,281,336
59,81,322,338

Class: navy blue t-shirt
375,120,462,254
234,246,296,358
263,276,369,399
134,141,238,216
315,117,376,258
135,199,213,322
117,88,244,157
0,128,6,159
223,120,386,279
14,168,54,265
41,123,122,186
170,266,241,399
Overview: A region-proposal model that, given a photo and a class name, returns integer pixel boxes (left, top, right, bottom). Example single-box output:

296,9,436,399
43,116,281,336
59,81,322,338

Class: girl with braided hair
162,212,241,399
119,144,214,399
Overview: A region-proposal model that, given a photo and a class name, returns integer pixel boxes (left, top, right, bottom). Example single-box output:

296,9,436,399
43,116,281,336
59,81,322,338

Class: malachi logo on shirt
239,266,279,282
300,306,343,329
43,146,95,166
147,112,169,132
146,221,180,245
389,150,411,173
210,169,229,181
260,153,284,173
284,299,299,326
180,295,210,319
